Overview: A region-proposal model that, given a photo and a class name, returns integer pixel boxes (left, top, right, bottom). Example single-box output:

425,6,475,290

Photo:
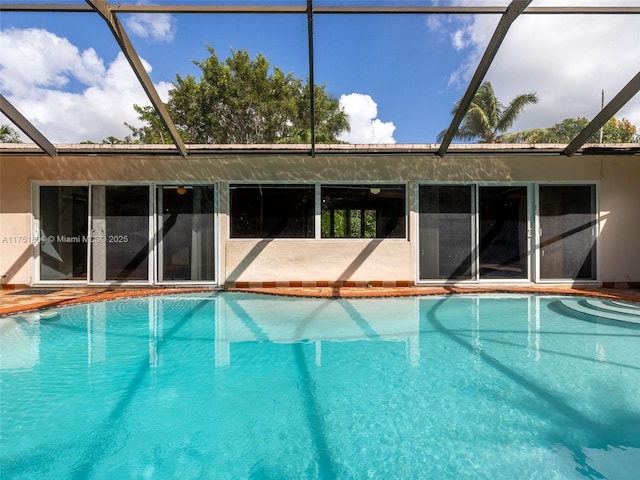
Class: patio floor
2,284,640,317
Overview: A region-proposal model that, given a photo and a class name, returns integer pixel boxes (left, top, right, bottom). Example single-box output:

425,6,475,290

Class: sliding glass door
418,184,598,283
38,186,89,281
418,185,474,280
37,183,217,285
90,185,151,283
538,185,597,280
478,186,529,280
158,185,216,282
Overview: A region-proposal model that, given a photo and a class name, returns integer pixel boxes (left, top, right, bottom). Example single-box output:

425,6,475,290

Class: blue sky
1,1,639,144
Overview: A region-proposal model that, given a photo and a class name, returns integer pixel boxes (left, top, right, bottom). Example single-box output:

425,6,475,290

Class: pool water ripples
1,293,639,479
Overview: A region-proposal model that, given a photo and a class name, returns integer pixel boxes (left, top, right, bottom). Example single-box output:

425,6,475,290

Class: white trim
314,181,321,240
31,182,39,285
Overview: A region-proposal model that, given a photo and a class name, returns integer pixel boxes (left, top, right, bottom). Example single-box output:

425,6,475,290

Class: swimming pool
1,293,639,479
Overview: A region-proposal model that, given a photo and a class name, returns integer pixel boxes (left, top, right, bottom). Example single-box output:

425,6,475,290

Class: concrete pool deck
2,285,640,316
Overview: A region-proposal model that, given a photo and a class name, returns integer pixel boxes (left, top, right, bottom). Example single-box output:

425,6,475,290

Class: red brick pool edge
2,285,639,316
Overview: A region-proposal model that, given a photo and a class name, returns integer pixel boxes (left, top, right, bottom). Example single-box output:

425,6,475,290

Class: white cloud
338,93,396,144
0,28,105,95
448,13,640,132
124,14,176,43
451,29,467,51
0,28,171,143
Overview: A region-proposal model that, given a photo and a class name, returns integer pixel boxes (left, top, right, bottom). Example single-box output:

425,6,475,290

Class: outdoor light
370,187,381,195
176,186,187,195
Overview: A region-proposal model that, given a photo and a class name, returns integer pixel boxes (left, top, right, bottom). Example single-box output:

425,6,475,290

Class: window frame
228,182,317,239
320,183,408,240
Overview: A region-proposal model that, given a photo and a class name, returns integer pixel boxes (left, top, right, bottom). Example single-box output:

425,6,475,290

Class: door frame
87,183,154,286
533,182,600,284
32,181,90,285
415,182,535,284
155,182,220,285
33,181,221,286
477,183,534,284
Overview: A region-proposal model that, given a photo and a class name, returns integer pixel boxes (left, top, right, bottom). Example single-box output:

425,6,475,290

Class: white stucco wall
225,239,413,283
598,156,640,284
1,149,638,286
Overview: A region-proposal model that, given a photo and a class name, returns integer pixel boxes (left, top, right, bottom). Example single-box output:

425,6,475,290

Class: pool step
559,299,640,325
584,299,640,316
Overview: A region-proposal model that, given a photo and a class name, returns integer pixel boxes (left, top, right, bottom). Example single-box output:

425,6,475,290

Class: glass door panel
419,185,474,280
539,185,596,280
159,185,216,282
479,186,528,280
90,185,150,282
38,186,89,281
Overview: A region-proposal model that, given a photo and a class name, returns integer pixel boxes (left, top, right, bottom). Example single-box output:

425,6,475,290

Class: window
321,185,405,238
230,184,315,238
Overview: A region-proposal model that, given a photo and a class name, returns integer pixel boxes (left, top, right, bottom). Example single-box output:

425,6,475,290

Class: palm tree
438,81,538,143
0,124,22,143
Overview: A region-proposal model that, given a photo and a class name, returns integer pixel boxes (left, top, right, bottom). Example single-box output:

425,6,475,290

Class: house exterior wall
599,156,640,285
1,151,638,286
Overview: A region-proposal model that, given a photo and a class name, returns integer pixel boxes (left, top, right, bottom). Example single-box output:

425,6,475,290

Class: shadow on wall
226,237,387,284
0,245,31,285
0,150,514,285
0,151,515,216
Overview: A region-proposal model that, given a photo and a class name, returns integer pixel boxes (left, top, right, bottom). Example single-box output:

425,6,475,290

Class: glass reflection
217,296,420,366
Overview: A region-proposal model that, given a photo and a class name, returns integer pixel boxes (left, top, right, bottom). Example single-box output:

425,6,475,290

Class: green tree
127,47,349,144
599,117,638,143
438,81,538,143
0,124,22,143
502,116,639,143
80,135,135,145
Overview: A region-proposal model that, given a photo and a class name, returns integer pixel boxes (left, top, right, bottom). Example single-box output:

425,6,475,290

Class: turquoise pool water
1,293,639,479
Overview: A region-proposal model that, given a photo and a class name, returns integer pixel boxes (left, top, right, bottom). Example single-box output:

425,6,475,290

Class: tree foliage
502,116,639,144
126,47,349,144
0,124,22,143
438,81,538,143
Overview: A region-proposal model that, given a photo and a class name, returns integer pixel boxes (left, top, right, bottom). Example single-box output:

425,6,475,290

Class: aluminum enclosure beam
1,1,638,155
0,94,57,156
85,0,188,157
564,70,640,157
0,4,94,12
436,0,532,157
307,0,316,157
4,3,639,14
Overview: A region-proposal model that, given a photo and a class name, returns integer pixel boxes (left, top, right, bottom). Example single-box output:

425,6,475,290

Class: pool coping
1,285,640,316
